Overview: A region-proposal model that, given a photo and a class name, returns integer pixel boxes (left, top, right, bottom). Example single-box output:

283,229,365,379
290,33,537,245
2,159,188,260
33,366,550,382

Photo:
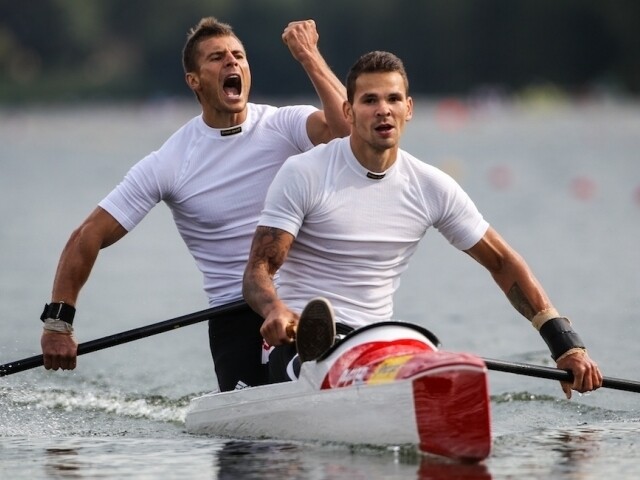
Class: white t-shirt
259,136,490,329
99,103,317,306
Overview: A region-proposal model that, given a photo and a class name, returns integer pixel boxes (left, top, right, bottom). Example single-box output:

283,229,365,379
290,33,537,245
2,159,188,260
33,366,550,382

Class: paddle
482,357,640,393
4,308,639,394
0,300,247,377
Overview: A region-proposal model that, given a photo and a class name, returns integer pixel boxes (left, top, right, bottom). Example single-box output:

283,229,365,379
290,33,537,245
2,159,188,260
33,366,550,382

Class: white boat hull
186,322,492,461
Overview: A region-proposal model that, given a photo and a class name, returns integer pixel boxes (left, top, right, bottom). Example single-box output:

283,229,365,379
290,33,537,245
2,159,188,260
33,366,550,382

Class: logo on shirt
220,126,242,137
366,172,386,180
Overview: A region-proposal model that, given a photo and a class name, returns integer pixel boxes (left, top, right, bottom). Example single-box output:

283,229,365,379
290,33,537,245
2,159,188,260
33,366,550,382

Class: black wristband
40,302,76,325
539,317,585,361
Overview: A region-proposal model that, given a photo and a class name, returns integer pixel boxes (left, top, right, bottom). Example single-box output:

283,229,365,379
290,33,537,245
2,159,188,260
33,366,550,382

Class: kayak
185,321,492,462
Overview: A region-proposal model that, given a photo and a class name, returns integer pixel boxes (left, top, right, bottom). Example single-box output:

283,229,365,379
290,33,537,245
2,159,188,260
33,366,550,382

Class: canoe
185,321,492,462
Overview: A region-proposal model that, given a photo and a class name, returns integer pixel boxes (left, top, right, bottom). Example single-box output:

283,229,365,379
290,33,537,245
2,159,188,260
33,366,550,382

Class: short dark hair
182,17,238,73
346,51,409,104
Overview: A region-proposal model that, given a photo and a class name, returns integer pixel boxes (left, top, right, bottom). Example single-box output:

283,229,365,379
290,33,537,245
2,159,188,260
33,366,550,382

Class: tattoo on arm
249,227,291,274
507,283,536,321
243,227,294,315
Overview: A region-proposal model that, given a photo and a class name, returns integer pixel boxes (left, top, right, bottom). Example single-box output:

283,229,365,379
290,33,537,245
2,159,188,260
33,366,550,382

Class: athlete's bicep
247,226,295,276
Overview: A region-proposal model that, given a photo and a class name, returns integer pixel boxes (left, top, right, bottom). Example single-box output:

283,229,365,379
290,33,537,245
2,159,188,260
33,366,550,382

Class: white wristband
532,307,562,331
556,347,587,363
43,318,74,334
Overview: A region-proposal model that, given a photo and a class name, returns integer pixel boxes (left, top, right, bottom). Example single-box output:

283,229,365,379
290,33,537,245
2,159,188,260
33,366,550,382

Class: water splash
1,384,195,432
491,391,558,404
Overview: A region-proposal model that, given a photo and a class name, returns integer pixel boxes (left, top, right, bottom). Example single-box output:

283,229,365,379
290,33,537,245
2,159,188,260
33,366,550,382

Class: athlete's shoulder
399,149,450,176
290,136,343,162
250,102,316,124
162,114,205,147
247,102,278,116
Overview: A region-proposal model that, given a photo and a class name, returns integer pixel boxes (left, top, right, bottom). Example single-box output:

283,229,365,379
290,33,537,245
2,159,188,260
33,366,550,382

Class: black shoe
296,297,336,362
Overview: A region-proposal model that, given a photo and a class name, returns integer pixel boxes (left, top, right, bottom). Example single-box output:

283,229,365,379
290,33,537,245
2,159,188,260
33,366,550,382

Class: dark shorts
267,344,300,384
208,304,269,392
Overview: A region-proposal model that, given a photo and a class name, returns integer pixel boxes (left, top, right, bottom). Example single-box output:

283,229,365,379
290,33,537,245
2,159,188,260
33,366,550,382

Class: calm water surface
1,98,639,479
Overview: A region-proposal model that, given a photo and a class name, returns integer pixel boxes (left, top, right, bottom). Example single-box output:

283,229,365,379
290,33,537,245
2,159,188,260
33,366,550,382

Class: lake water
1,98,639,479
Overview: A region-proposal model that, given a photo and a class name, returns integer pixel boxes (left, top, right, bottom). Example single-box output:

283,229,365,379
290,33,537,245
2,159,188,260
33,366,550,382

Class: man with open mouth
39,17,350,393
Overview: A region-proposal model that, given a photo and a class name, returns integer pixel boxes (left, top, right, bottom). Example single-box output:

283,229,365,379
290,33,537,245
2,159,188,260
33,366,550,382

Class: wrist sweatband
43,318,74,334
539,316,586,361
40,302,76,325
555,347,586,363
531,307,559,330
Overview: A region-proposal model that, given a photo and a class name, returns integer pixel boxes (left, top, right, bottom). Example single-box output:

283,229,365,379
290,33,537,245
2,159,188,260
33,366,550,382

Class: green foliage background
1,0,639,104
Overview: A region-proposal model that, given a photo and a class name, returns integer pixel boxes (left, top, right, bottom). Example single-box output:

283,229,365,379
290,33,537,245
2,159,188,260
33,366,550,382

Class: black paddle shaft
0,300,247,377
483,357,640,393
4,310,640,394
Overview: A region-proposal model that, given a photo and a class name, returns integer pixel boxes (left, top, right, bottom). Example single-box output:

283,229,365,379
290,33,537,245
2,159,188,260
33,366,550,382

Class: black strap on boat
336,323,354,336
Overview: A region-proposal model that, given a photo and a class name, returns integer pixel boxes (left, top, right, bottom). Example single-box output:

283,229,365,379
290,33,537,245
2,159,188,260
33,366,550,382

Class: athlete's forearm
489,253,552,322
243,226,294,319
242,265,282,319
300,52,349,138
283,20,349,139
466,227,552,321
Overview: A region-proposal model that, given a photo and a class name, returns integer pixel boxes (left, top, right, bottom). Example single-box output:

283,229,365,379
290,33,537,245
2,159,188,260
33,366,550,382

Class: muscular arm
464,227,552,320
51,207,128,305
282,20,350,145
465,226,603,398
243,226,297,345
41,207,127,370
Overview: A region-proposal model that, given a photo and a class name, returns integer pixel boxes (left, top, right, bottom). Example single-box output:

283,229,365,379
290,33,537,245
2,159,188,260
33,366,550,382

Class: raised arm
465,227,603,398
41,207,128,370
282,19,350,145
243,226,297,346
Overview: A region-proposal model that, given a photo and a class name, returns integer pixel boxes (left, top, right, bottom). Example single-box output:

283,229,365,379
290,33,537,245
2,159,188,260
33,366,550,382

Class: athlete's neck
201,108,248,129
349,137,399,173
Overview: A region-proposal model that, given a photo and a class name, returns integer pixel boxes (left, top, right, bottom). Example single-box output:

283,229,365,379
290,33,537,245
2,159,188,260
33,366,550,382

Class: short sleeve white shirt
99,103,317,306
259,137,489,328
